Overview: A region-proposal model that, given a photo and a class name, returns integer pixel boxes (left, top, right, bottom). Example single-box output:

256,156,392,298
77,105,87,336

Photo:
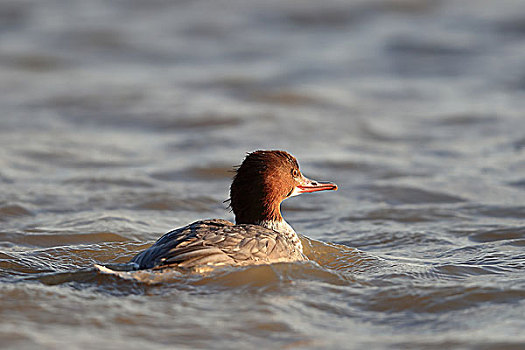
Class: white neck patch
258,219,303,253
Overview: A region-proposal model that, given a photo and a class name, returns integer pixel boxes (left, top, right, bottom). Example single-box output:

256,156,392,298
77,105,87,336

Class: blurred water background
1,0,525,349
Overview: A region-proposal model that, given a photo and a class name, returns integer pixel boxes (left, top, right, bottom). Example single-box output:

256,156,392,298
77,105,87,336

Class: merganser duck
130,150,337,270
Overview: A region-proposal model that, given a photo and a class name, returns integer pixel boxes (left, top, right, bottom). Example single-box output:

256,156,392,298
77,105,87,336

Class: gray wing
130,219,303,270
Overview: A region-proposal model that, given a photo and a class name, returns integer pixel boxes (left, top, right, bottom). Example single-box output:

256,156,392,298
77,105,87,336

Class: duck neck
233,198,303,253
257,218,303,253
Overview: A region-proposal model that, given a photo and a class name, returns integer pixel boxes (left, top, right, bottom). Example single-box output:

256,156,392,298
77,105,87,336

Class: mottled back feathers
131,219,306,270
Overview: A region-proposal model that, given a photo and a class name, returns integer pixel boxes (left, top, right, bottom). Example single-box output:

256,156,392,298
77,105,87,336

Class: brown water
1,0,525,349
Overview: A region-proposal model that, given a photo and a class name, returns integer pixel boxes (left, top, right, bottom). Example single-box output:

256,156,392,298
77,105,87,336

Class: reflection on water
1,0,525,348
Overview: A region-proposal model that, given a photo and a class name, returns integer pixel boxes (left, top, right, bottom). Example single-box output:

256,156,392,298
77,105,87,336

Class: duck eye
292,169,298,178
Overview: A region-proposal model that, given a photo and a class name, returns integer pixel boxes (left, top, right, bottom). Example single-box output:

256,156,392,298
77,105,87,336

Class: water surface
1,0,525,349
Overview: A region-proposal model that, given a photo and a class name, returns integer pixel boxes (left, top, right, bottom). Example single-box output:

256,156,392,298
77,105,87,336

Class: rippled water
1,0,525,348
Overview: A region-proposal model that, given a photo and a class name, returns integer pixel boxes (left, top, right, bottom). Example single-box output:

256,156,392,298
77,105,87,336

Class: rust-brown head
229,150,337,225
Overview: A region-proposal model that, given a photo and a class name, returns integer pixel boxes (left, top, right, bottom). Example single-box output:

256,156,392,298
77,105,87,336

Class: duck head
229,150,337,225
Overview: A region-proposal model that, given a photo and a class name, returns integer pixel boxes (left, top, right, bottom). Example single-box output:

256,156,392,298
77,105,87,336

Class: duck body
131,219,305,270
130,150,337,270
